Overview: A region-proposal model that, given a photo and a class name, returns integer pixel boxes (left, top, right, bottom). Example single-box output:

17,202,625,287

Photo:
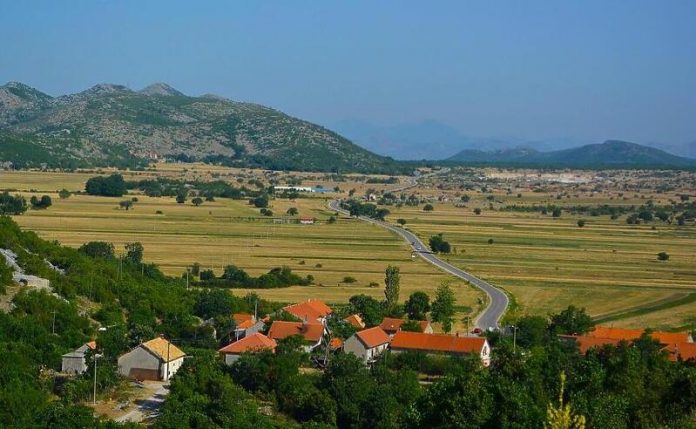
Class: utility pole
93,353,101,405
511,325,518,354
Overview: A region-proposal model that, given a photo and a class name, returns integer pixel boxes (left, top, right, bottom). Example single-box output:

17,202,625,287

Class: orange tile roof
355,327,390,348
233,313,254,323
566,335,622,354
218,333,276,354
86,340,97,350
268,321,324,342
236,319,256,329
379,317,405,333
665,342,696,362
142,338,186,362
329,337,344,349
283,299,332,322
343,314,366,329
390,331,486,354
588,326,692,345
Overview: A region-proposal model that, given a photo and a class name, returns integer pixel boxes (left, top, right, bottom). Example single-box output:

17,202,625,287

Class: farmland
2,164,696,330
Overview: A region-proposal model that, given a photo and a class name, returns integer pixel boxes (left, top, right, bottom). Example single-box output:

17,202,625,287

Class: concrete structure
268,321,325,352
390,331,491,367
61,341,96,374
344,327,390,365
219,333,277,365
118,338,185,381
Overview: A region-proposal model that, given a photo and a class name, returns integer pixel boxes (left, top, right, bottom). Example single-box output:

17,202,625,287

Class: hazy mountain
447,140,696,168
0,82,403,173
332,119,587,160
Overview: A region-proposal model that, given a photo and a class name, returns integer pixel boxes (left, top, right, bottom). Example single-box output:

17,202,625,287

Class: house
344,327,391,365
343,314,366,329
665,342,696,362
232,313,265,340
118,337,186,381
390,331,491,366
299,217,315,225
219,333,277,365
379,317,433,336
560,335,622,354
61,341,97,374
283,299,333,324
268,320,325,352
586,326,693,344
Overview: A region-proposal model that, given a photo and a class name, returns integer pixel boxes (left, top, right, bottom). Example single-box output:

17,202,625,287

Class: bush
423,204,434,212
85,174,126,197
342,276,357,283
58,189,71,199
30,195,52,209
473,208,482,215
657,252,669,261
192,197,204,206
577,219,586,227
429,234,451,253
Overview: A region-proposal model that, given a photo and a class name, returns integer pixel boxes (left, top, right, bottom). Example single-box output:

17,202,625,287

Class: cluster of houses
60,301,695,384
563,325,695,361
217,299,492,367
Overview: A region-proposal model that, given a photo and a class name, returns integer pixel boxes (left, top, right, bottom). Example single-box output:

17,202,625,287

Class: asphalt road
328,197,508,330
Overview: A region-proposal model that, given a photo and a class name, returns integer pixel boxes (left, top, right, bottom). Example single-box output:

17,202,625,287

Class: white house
118,337,185,381
344,327,391,365
61,341,96,374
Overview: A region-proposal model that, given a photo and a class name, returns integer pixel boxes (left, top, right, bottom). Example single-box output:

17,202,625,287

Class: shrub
343,276,357,283
657,252,669,261
30,195,52,209
577,219,586,227
423,204,434,212
473,208,482,215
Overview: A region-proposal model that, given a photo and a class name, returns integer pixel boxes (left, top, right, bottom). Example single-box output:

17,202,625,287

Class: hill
0,81,404,173
447,140,696,168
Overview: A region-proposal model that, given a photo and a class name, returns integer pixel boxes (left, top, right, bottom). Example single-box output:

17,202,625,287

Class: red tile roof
379,317,405,333
236,319,256,329
565,335,622,354
343,314,366,329
219,333,276,354
588,326,692,345
390,331,486,354
283,299,332,322
355,327,390,348
233,313,254,324
665,342,696,362
329,337,344,350
268,321,324,342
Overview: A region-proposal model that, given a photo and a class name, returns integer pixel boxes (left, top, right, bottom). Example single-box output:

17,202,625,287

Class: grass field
385,195,696,329
6,184,482,323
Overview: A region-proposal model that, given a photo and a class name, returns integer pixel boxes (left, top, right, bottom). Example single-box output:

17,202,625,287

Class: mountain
447,140,696,168
0,82,403,173
332,119,587,160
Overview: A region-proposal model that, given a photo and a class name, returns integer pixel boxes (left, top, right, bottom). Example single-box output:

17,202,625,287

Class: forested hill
447,140,696,168
0,81,405,173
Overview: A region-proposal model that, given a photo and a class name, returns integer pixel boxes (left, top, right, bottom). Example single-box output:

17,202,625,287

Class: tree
118,200,133,210
194,289,235,319
405,291,430,320
85,174,126,197
549,306,594,335
190,262,201,276
124,242,144,265
200,269,216,281
431,283,456,332
30,195,52,209
657,252,669,261
577,219,586,228
384,265,401,309
461,195,471,203
191,197,203,206
348,294,384,327
429,234,451,254
175,193,186,204
286,207,299,216
397,218,407,226
552,208,562,218
516,315,549,348
58,189,71,199
474,208,482,215
327,215,337,224
78,241,115,259
423,204,434,212
0,192,28,215
252,195,269,208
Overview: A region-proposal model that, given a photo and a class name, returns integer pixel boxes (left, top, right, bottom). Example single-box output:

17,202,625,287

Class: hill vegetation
0,81,405,173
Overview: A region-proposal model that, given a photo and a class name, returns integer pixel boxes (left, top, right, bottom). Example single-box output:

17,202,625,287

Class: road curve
328,199,508,330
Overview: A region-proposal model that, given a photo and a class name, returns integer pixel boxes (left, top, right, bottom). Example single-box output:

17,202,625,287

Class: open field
3,174,481,319
384,170,696,329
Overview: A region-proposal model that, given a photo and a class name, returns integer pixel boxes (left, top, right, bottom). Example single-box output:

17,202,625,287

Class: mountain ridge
0,81,404,173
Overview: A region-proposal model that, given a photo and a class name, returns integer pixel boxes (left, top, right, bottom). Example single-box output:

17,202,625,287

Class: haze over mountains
333,118,696,161
0,80,694,172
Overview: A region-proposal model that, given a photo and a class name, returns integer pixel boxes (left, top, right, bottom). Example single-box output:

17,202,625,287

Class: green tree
118,200,133,210
577,219,586,228
405,291,430,320
85,174,126,197
124,242,144,265
348,294,384,327
423,203,434,211
286,207,299,216
657,252,669,261
429,234,451,253
397,218,407,226
175,192,186,204
0,192,27,215
78,241,115,259
191,197,204,206
384,265,401,309
431,283,456,333
58,189,71,199
550,306,594,335
30,195,52,209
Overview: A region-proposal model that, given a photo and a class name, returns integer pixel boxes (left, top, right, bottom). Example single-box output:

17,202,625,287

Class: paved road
328,194,508,330
115,383,169,423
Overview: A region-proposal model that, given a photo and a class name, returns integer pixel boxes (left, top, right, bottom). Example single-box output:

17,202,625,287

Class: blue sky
1,0,695,145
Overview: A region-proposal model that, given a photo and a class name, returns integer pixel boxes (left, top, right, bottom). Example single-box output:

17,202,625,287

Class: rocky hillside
0,81,403,173
447,140,696,168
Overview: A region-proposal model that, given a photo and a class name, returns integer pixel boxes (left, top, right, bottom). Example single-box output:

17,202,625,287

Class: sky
1,0,695,146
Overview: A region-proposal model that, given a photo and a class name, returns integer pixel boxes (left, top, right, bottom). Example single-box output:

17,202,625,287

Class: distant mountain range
0,81,403,173
447,140,696,168
332,118,696,162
